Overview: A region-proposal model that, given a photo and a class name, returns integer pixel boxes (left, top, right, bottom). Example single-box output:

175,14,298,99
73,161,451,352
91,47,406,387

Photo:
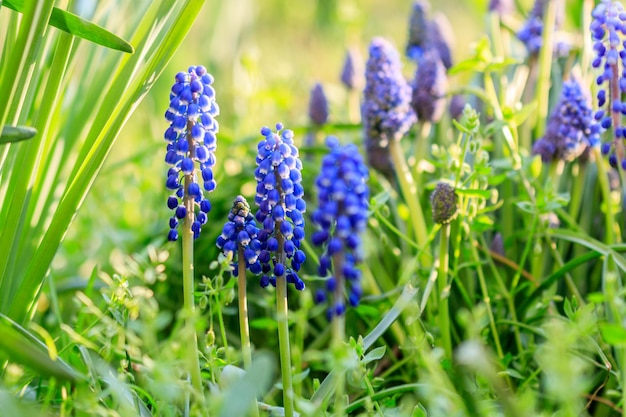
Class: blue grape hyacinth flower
532,79,598,163
216,196,262,276
340,48,365,91
254,123,307,290
591,0,626,168
312,137,369,319
517,0,567,57
363,37,416,177
411,49,448,123
164,65,219,241
308,82,329,126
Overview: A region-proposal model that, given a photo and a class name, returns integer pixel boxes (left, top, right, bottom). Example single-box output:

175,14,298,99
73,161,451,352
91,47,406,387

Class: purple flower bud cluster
312,137,369,319
362,38,416,174
216,196,262,276
532,80,598,163
431,182,458,225
405,2,454,69
164,66,220,241
340,48,365,91
591,0,626,167
489,0,514,16
254,123,307,290
308,83,329,126
411,49,448,123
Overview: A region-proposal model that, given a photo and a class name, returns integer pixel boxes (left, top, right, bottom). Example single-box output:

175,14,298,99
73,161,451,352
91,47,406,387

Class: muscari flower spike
164,65,219,241
312,137,369,319
591,0,626,168
340,48,365,91
517,0,567,57
309,82,329,126
489,0,514,16
532,79,598,163
411,48,448,123
362,37,417,176
216,196,262,276
254,123,307,290
431,182,458,225
405,2,454,69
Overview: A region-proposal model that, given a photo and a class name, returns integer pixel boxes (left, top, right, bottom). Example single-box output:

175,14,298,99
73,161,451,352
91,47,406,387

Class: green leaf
0,125,37,144
2,0,133,53
362,345,386,365
455,188,491,199
599,323,626,346
0,313,83,382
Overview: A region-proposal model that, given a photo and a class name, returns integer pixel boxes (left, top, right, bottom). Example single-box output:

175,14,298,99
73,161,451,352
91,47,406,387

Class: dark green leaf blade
2,0,134,53
0,125,37,144
0,313,84,382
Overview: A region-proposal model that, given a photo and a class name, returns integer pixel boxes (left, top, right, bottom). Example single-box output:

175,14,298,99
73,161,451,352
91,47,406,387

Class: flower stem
276,275,294,417
332,252,346,417
389,139,431,268
237,246,259,417
437,222,452,358
237,247,253,369
182,174,203,398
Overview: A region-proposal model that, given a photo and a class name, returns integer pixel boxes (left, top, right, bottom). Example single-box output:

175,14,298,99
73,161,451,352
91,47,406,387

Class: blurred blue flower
254,123,306,290
591,0,626,167
517,0,567,57
216,196,262,276
532,80,598,163
340,48,365,91
362,37,416,175
406,2,454,69
411,49,448,123
308,82,329,126
489,0,514,16
312,137,369,319
164,65,219,241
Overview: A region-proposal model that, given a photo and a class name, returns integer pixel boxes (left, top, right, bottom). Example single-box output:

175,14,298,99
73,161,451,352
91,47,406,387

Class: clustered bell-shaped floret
362,37,416,177
312,137,370,319
591,0,626,168
517,0,567,57
216,196,262,276
254,123,307,290
340,48,365,91
308,83,329,126
532,80,598,163
405,2,454,69
411,49,448,123
164,65,219,241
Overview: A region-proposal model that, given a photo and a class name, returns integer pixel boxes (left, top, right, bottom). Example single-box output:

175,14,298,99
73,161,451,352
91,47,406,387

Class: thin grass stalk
388,139,431,268
533,0,556,140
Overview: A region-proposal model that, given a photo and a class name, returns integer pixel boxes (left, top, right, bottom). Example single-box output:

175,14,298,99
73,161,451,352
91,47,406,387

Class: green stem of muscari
237,247,260,417
347,88,360,124
593,146,616,245
437,222,452,359
237,247,253,369
331,252,346,417
414,121,432,194
275,191,295,417
388,139,432,268
182,172,203,398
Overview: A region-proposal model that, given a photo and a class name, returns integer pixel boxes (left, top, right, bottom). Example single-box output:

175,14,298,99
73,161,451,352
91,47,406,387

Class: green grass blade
0,125,37,144
2,0,133,53
0,313,83,382
8,0,206,324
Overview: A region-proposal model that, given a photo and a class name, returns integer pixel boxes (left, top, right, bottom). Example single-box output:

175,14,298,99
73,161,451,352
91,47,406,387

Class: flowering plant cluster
532,80,597,163
253,124,307,290
591,0,626,167
164,65,219,241
312,137,369,318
